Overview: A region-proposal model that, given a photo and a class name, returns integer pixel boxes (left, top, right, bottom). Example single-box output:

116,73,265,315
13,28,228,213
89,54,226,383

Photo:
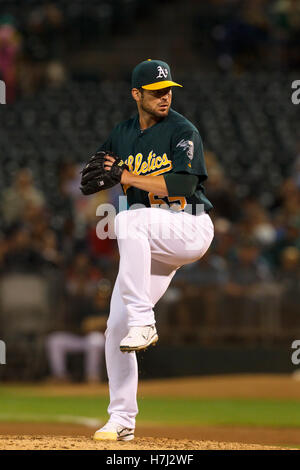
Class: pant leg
116,210,154,326
105,261,177,429
115,208,214,326
105,274,138,428
106,208,214,428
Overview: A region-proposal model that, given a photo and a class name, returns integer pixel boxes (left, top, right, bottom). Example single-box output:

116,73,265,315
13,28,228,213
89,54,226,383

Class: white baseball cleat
93,421,135,441
120,325,158,352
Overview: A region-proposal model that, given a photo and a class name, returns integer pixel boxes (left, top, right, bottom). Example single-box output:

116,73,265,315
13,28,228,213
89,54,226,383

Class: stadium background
0,0,300,450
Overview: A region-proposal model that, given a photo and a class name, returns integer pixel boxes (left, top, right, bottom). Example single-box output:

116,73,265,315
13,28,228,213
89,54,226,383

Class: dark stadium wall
137,345,296,378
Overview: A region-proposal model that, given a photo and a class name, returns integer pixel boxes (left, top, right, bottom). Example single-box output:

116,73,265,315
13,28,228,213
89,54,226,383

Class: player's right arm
103,155,197,198
120,171,168,196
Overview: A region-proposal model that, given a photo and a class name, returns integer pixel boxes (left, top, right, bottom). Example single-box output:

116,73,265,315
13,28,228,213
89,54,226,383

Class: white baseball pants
105,207,214,428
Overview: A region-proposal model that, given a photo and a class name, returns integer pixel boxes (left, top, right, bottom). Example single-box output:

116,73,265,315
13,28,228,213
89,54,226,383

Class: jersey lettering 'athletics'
99,108,213,214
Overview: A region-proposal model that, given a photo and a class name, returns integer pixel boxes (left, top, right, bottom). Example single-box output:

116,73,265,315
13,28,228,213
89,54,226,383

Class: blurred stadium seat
0,274,51,379
0,74,297,205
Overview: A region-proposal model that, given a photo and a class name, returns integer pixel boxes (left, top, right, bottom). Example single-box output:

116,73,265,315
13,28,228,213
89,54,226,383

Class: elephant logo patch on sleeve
176,139,194,161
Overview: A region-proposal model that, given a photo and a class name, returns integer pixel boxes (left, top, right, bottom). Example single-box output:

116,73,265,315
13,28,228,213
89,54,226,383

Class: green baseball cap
131,59,182,90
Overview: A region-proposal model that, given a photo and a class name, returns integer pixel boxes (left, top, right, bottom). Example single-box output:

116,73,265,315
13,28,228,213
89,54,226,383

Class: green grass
139,397,300,428
0,388,300,428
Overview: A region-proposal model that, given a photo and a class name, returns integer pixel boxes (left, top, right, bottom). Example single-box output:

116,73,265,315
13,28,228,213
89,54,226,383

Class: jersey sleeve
171,127,208,182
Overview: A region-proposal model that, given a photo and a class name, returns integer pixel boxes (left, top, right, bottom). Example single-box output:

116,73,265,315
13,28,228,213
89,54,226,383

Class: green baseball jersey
98,108,213,214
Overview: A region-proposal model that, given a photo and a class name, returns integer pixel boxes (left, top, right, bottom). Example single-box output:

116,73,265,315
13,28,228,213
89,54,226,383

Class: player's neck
138,111,161,131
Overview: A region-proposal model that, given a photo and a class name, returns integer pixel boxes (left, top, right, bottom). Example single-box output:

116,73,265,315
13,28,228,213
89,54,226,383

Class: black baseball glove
80,151,129,195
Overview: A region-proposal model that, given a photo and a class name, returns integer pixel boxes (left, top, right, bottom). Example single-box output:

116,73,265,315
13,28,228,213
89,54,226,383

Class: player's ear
131,88,141,103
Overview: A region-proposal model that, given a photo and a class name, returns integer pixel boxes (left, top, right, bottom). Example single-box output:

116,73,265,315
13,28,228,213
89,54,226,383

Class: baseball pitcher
80,59,214,441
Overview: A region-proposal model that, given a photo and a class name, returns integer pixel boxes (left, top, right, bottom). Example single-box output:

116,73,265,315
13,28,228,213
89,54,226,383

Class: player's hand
80,151,129,195
105,154,130,184
104,154,115,170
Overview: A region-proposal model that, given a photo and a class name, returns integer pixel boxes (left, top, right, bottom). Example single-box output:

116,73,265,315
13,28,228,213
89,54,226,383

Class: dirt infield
0,434,291,450
0,374,299,450
0,422,298,449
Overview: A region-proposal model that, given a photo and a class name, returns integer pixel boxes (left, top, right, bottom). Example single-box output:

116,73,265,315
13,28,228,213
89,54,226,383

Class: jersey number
148,193,187,211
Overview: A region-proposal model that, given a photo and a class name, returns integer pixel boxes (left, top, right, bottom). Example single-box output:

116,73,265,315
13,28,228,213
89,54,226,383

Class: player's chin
156,106,170,117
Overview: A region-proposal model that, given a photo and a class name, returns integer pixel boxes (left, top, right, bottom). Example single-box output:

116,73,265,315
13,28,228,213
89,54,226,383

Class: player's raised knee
114,209,146,239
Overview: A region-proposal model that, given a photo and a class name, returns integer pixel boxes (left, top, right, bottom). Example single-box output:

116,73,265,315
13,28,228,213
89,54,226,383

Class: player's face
138,87,172,118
